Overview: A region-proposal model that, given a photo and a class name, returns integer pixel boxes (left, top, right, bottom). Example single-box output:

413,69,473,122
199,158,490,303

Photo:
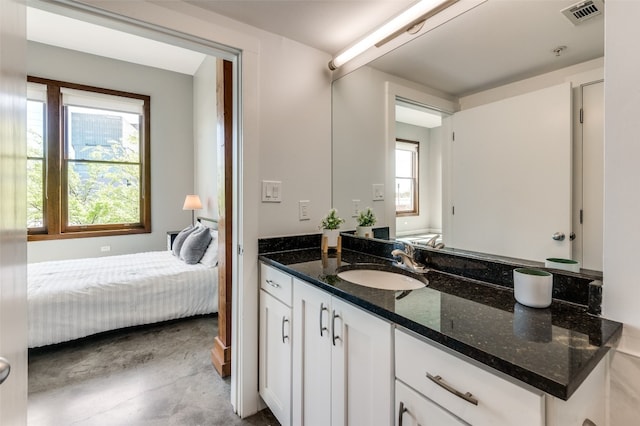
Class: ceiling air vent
561,0,604,25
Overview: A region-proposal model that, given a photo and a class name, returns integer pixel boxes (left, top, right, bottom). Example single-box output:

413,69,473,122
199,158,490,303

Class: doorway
25,0,241,416
394,98,449,248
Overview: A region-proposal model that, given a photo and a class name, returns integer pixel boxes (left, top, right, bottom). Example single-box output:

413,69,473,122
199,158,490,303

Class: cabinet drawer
395,329,544,426
396,380,467,426
261,263,293,306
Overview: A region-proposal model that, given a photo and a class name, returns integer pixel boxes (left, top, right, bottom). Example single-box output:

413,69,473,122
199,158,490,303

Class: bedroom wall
193,56,219,222
27,41,195,262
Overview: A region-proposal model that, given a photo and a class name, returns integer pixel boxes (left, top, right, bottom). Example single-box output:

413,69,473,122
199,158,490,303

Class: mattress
28,251,218,347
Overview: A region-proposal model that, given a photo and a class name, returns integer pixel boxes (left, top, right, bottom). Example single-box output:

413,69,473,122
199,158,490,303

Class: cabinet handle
426,373,478,406
319,303,328,336
398,401,409,426
583,420,596,426
332,310,341,346
282,317,289,343
266,279,280,289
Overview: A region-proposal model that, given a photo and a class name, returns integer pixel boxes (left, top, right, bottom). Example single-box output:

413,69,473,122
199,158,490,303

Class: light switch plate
372,184,385,201
262,180,282,202
299,200,310,220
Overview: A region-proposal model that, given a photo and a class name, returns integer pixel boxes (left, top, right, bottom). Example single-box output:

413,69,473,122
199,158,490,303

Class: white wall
26,41,195,262
193,56,218,221
604,2,640,424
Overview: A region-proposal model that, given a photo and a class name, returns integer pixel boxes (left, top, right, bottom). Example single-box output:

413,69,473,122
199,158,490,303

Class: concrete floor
28,315,279,426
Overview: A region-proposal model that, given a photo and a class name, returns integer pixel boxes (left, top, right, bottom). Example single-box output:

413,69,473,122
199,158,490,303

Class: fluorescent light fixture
328,0,457,70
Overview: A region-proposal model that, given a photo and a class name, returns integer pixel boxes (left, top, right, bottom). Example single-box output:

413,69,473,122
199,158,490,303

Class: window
395,139,419,215
27,77,151,240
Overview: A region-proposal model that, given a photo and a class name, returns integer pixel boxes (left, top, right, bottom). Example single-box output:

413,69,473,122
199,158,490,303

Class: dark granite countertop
259,248,622,401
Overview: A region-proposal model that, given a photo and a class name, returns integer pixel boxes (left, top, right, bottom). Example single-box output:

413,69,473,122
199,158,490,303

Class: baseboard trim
211,336,232,377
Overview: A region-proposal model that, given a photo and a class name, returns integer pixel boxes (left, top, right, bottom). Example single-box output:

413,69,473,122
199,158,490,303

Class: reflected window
395,139,419,215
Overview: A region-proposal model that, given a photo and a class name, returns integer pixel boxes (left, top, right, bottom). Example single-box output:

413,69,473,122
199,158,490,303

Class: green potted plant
356,207,376,238
319,208,345,247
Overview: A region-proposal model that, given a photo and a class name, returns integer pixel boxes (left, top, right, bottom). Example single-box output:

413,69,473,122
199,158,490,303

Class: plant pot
513,268,553,308
322,229,340,247
356,225,373,238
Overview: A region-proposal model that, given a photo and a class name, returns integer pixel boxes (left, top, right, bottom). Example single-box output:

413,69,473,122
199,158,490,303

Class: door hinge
580,209,583,224
580,108,584,124
237,245,244,255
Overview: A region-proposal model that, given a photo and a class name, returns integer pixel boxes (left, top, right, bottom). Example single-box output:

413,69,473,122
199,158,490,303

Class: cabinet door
331,297,393,426
259,290,292,426
292,279,332,426
396,380,467,426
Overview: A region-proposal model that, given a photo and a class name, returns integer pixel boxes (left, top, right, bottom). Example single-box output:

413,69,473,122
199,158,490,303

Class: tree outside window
27,77,151,240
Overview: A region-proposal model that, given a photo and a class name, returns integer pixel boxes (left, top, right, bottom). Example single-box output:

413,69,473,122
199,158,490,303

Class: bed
28,219,219,348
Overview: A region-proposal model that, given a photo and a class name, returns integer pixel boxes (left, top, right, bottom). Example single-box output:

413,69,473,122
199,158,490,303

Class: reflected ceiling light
328,0,458,70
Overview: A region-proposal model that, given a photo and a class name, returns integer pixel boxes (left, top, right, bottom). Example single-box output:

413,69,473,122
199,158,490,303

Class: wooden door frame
212,59,233,377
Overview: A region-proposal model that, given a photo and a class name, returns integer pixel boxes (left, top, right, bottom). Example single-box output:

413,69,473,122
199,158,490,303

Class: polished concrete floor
28,315,279,426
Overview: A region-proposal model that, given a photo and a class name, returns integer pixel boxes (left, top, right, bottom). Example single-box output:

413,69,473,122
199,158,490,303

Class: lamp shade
183,195,203,210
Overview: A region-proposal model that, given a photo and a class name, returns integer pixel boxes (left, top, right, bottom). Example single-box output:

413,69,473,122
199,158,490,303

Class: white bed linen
28,251,218,348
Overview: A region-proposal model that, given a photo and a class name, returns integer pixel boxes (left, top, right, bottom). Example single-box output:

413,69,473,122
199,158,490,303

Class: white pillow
199,229,219,268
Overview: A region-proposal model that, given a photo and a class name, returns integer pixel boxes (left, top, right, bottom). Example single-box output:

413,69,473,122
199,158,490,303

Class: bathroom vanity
257,238,621,426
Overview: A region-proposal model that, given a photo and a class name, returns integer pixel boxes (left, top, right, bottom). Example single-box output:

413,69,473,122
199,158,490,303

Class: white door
451,82,573,262
292,280,332,426
259,290,291,426
0,0,28,423
331,297,393,426
581,81,604,271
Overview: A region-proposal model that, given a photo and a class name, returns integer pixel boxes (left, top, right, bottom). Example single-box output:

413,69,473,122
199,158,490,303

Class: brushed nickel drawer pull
583,419,596,426
281,317,289,343
398,401,409,426
319,303,328,336
427,372,478,406
332,310,341,346
266,279,280,289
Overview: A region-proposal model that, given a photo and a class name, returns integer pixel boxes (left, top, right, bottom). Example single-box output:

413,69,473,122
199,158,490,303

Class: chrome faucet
425,234,445,249
391,242,428,272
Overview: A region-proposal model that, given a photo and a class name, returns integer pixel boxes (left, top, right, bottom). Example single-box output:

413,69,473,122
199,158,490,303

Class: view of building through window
27,77,150,239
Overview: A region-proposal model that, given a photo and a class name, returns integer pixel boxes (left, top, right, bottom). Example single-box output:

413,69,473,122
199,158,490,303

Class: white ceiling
27,0,604,98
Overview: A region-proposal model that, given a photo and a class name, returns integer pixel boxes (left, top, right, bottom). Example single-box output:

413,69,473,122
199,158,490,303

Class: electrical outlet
372,184,385,201
100,245,111,252
352,199,361,217
299,200,310,220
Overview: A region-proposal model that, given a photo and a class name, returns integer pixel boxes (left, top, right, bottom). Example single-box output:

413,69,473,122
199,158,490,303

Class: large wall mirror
332,0,605,272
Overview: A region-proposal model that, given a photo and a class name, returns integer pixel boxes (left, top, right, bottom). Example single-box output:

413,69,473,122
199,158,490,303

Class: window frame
395,138,420,217
27,76,151,241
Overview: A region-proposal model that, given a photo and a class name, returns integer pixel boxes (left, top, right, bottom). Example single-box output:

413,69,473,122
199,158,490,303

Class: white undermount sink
336,265,427,291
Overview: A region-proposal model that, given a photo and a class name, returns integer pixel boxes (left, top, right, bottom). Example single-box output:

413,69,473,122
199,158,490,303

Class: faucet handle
403,242,415,257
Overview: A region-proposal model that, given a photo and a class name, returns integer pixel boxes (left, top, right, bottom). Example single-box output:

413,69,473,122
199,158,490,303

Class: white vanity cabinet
395,380,467,426
292,278,393,426
259,263,293,426
395,329,608,426
395,329,544,426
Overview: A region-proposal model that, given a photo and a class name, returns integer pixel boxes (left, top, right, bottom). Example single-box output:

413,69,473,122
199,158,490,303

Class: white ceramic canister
544,258,580,273
513,268,553,308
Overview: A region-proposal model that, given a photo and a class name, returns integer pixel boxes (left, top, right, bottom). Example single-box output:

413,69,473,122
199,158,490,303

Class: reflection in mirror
331,0,604,272
394,101,448,250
